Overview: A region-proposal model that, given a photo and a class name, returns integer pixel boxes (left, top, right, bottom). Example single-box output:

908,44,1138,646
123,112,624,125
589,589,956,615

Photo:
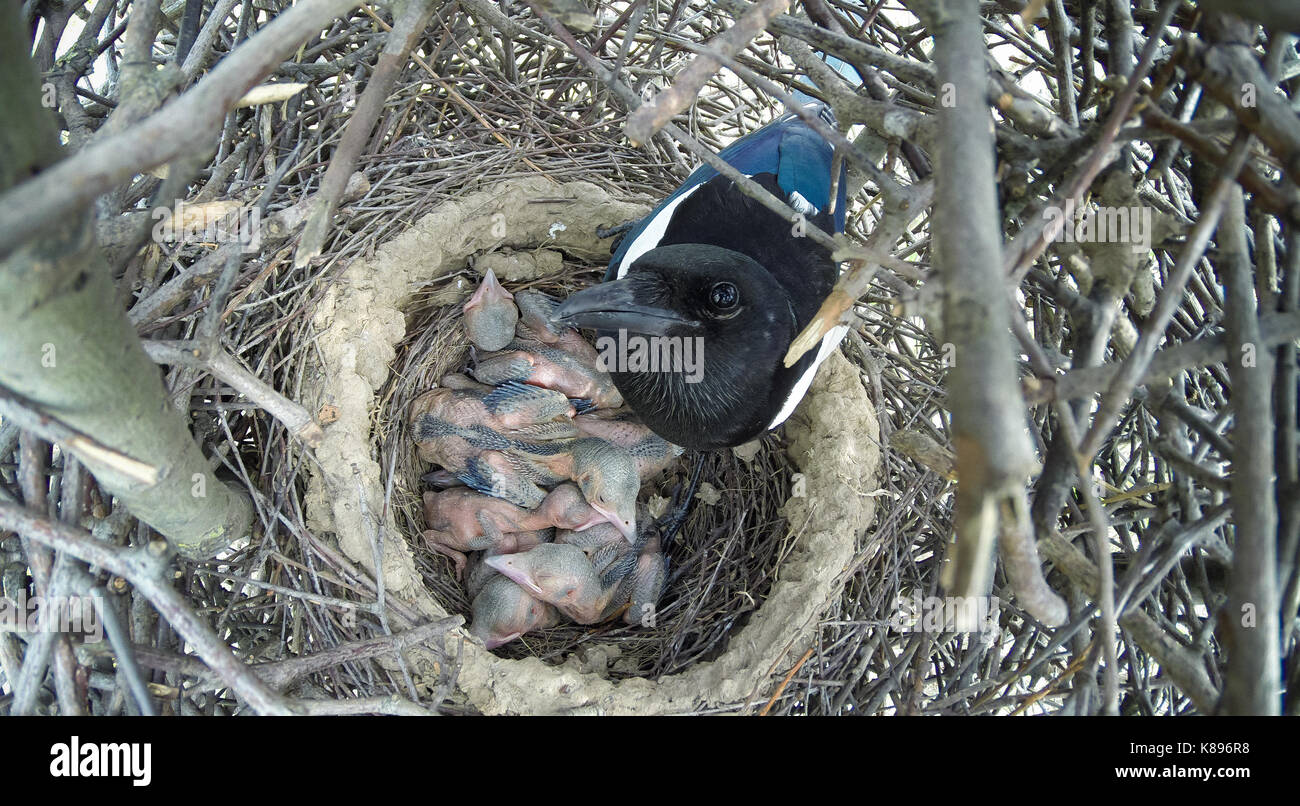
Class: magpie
552,99,852,450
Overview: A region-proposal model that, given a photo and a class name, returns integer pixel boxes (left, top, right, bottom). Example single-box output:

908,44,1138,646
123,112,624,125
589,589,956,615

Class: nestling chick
515,290,598,354
557,521,636,583
573,409,684,481
470,574,558,649
463,268,518,352
622,523,668,627
409,383,575,475
486,543,621,625
557,513,667,626
473,344,624,412
505,438,640,540
458,450,549,509
422,483,607,576
474,290,624,410
422,501,547,579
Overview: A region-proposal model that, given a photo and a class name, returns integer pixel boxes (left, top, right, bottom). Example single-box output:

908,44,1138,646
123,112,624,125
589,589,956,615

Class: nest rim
300,177,880,714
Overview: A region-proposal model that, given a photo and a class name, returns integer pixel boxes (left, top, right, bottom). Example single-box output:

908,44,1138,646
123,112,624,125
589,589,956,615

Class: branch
0,0,366,260
1079,130,1254,459
0,503,290,714
622,0,792,146
1217,159,1280,716
1038,530,1219,712
1029,310,1300,404
1184,35,1300,186
921,0,1064,626
141,340,325,448
294,0,441,268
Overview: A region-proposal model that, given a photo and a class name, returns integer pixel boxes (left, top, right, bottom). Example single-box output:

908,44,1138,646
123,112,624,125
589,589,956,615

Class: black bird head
553,243,804,449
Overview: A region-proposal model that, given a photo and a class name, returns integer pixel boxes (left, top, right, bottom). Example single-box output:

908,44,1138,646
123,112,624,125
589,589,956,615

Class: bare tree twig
1217,151,1280,716
141,340,325,448
295,0,441,268
0,0,366,260
1038,530,1219,712
1030,310,1300,403
1079,130,1254,459
0,502,292,714
622,0,792,146
1001,0,1180,283
920,0,1064,626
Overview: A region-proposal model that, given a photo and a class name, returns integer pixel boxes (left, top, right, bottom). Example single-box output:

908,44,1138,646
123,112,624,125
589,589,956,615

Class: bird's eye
708,282,739,312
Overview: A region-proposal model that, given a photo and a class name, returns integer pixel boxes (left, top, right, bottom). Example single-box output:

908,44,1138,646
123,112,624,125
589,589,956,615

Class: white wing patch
616,183,707,278
788,190,819,216
767,324,849,430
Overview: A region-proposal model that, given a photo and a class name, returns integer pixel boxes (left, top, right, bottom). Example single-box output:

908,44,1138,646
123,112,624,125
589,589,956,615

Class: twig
1033,310,1300,404
0,0,367,260
1001,0,1180,283
759,646,814,715
921,0,1063,626
623,0,792,146
1217,160,1280,715
1038,530,1219,712
141,340,324,448
294,0,441,268
94,587,157,716
0,503,292,714
1079,130,1254,459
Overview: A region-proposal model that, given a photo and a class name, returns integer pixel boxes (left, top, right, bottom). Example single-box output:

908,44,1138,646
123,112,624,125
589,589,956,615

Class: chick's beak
574,509,609,531
590,502,636,543
466,267,513,309
485,555,545,597
553,280,699,336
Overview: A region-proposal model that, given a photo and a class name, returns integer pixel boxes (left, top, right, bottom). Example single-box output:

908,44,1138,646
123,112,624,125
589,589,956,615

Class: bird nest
299,176,880,713
11,0,1283,718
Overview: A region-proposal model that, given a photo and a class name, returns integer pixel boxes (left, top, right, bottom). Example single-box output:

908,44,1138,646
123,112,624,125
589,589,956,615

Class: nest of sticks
3,0,1294,716
380,259,799,679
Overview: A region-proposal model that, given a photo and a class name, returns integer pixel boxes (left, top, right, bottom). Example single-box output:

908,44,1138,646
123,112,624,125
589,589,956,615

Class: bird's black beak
552,280,700,336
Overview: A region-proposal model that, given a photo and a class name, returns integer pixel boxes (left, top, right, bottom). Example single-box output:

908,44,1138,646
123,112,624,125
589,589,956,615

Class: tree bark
1218,161,1281,716
917,0,1065,626
0,7,252,559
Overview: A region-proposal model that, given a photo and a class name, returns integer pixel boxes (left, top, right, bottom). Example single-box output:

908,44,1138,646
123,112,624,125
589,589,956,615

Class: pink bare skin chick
573,409,684,481
473,290,623,410
556,521,634,581
486,543,622,625
506,438,639,540
422,483,607,576
422,515,547,580
472,342,623,411
463,268,518,352
514,290,599,356
622,525,668,627
470,574,558,649
409,383,575,476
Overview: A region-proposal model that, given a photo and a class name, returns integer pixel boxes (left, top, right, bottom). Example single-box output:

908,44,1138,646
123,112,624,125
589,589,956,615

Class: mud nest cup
301,177,881,714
